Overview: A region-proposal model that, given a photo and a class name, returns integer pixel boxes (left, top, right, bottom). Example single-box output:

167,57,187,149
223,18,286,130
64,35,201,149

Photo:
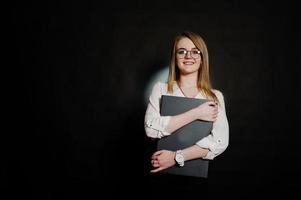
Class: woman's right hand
193,101,218,122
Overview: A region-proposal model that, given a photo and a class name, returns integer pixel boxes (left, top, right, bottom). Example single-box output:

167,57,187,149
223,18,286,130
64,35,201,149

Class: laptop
156,95,213,178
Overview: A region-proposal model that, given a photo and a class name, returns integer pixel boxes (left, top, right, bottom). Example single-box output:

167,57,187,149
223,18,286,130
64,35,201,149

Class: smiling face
175,37,202,75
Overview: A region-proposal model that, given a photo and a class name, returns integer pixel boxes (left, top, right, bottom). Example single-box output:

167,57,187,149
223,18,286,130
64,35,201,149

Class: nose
184,51,192,58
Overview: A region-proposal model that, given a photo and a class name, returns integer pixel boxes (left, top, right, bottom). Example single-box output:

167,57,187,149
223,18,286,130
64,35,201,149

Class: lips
183,61,194,65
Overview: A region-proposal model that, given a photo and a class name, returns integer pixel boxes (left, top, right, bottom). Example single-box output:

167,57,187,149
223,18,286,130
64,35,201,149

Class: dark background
8,0,299,199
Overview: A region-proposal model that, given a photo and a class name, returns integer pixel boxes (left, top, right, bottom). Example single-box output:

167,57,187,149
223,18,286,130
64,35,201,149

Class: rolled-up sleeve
196,90,229,160
144,82,171,138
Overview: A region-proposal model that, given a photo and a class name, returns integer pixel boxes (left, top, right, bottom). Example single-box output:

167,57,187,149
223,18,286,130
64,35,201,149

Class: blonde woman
144,31,229,197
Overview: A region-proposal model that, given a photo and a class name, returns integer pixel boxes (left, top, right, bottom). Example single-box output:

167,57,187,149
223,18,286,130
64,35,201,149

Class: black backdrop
8,1,299,199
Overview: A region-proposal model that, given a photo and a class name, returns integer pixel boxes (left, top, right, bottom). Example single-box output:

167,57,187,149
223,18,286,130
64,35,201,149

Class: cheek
176,57,180,64
195,60,202,69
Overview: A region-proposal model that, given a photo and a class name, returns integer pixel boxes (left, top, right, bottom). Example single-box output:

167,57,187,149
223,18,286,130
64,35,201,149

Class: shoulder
153,81,167,87
211,89,222,95
150,81,168,96
152,81,168,91
211,89,224,100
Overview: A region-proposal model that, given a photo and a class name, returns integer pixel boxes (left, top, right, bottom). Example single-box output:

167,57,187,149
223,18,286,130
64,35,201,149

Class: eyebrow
177,47,199,50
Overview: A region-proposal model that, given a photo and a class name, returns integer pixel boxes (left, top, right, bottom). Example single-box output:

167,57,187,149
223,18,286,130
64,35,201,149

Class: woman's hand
150,150,176,173
193,101,218,122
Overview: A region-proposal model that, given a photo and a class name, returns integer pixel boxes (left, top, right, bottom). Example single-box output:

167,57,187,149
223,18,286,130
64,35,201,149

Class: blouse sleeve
196,90,229,160
144,82,171,138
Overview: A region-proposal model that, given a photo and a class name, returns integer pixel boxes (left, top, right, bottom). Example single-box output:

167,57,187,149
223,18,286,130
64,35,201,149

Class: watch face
176,154,184,162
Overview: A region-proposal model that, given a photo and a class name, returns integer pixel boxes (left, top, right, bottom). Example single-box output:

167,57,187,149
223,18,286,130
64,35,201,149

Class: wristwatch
175,150,185,167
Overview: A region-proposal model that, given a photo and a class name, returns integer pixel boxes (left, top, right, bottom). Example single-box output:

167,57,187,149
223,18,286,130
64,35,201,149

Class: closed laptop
157,95,213,178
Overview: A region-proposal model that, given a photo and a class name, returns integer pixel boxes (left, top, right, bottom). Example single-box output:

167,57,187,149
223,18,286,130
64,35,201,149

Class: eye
191,50,200,55
177,50,186,55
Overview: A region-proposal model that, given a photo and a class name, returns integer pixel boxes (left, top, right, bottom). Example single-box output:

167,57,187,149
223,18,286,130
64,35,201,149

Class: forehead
176,37,196,49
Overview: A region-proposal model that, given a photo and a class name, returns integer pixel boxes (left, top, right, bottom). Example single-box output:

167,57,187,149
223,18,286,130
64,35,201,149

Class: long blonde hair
167,31,218,103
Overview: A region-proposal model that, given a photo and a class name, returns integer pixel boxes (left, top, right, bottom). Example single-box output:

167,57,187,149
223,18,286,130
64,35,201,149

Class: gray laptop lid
157,95,213,178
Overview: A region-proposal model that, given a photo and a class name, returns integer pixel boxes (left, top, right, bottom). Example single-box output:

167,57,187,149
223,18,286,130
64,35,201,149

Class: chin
180,66,199,74
181,69,199,75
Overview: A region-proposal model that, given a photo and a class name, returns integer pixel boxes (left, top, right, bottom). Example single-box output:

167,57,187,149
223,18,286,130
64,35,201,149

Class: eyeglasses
176,49,201,59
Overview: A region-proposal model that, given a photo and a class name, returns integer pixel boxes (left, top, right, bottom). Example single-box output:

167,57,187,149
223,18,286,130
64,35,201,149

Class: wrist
191,108,199,120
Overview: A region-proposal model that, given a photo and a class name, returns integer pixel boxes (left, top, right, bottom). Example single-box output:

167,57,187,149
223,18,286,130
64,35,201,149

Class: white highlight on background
144,67,169,105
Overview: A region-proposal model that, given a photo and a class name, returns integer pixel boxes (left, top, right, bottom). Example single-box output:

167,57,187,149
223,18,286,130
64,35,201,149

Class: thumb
150,167,164,173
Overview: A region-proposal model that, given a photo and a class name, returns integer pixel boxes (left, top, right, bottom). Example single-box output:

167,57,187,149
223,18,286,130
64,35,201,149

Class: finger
207,101,216,107
151,155,159,160
150,167,164,173
152,162,160,168
151,155,158,160
211,109,217,115
151,159,159,165
210,114,218,121
152,150,164,158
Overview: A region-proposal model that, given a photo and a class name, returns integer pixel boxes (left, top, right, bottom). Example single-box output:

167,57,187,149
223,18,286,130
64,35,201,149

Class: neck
179,73,198,88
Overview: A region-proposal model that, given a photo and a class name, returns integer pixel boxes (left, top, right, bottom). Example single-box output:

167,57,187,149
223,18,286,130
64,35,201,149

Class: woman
144,31,229,197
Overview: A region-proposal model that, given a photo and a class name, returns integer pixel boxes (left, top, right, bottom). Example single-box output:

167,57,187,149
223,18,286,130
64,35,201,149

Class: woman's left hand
150,150,176,173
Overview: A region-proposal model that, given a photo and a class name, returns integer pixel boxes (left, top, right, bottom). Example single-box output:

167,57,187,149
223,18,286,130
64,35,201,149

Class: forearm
182,145,209,161
164,108,198,134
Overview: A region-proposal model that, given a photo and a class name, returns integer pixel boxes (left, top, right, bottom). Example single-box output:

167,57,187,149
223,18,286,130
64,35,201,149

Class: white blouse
144,81,229,160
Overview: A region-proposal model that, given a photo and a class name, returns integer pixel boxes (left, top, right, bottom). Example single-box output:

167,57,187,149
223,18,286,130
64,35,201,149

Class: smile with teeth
183,61,194,65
